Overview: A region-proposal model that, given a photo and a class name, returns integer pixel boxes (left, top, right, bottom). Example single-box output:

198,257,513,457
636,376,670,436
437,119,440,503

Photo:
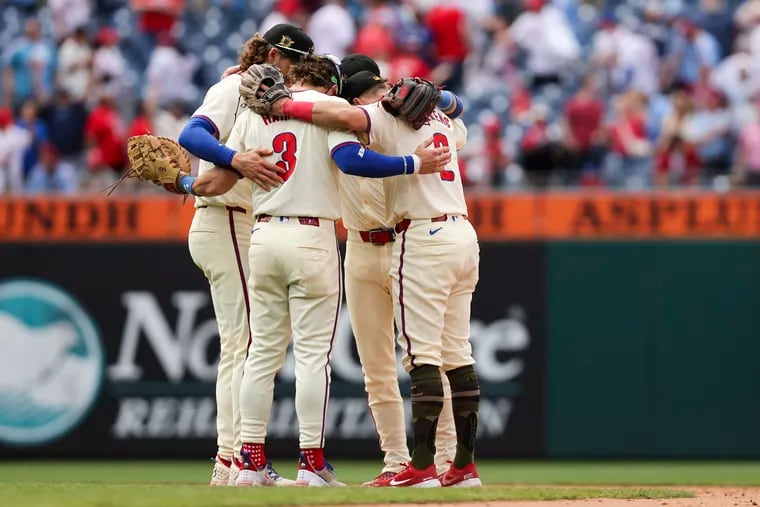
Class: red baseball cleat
388,463,441,488
362,471,397,487
439,462,482,487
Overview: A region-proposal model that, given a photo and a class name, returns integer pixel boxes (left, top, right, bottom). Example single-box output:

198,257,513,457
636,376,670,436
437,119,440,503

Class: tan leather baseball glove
107,135,191,195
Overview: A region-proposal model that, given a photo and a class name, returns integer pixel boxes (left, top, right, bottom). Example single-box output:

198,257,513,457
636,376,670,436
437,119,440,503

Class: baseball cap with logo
263,23,314,60
341,54,381,79
341,71,388,103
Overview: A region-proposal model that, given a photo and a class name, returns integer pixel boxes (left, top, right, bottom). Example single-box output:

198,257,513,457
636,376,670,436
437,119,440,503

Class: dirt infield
500,488,760,507
350,487,760,507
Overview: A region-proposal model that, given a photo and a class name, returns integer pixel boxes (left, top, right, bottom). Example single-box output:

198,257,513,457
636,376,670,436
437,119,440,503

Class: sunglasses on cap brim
274,45,312,62
318,54,343,95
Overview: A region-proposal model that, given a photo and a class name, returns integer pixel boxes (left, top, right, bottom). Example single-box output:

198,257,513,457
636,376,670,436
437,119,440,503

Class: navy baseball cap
341,54,380,79
341,71,388,102
263,24,314,59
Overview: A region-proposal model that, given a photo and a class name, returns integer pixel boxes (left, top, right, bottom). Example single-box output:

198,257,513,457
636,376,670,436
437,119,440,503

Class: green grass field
1,460,758,507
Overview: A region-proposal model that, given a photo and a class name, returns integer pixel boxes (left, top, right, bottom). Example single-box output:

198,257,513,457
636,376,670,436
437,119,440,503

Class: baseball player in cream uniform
177,23,314,486
336,66,461,487
179,56,451,487
265,78,481,488
362,102,481,489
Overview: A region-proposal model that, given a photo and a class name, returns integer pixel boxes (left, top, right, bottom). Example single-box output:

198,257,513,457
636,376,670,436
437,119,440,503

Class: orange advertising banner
2,192,760,242
0,196,194,242
466,191,760,240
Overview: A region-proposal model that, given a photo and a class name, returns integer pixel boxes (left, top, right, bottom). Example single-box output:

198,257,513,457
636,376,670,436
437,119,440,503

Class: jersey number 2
273,132,298,181
434,133,455,181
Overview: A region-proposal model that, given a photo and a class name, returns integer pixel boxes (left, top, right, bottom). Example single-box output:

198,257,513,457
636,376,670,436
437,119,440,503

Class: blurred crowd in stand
1,0,759,194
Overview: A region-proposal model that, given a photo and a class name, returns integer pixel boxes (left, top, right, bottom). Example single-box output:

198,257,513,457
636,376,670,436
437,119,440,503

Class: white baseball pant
345,230,457,474
188,205,253,461
240,216,341,449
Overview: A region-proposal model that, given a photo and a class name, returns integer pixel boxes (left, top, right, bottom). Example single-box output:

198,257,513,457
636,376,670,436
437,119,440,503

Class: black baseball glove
239,64,292,115
381,77,441,130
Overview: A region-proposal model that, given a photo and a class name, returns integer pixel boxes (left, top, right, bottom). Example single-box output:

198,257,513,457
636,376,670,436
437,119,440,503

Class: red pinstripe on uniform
319,239,343,446
228,210,252,351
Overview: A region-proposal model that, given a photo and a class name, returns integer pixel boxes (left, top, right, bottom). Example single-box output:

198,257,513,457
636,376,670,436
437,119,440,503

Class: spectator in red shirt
131,0,185,38
510,84,533,124
388,31,431,83
127,100,155,138
607,91,653,187
426,2,469,93
655,135,701,187
610,93,650,155
564,75,607,178
85,94,126,174
353,0,396,63
353,23,394,65
482,116,510,187
689,66,722,110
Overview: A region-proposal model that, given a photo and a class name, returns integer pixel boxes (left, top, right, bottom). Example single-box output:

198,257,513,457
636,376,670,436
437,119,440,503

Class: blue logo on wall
0,279,104,446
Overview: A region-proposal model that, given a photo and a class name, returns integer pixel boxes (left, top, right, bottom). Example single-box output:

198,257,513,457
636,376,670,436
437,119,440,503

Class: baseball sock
302,448,325,470
446,365,480,468
409,364,444,470
241,442,267,469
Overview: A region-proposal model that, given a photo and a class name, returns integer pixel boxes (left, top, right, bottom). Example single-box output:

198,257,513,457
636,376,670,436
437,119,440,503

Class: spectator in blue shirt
16,99,49,178
25,144,78,194
42,89,87,165
665,14,721,88
2,18,56,108
694,0,734,60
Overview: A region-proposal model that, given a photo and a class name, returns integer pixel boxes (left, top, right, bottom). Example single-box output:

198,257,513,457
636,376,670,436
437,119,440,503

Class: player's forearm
178,117,236,168
179,168,237,196
438,91,464,119
331,142,418,177
282,100,369,133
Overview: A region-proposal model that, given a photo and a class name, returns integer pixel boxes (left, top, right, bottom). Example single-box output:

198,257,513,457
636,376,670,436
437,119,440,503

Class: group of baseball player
130,23,481,488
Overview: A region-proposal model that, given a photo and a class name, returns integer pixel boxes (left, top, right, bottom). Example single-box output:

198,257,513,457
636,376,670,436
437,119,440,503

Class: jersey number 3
433,133,455,181
273,132,298,181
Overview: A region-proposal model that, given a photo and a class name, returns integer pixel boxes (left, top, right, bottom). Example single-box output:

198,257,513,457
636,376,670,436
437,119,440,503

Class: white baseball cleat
295,452,346,487
236,458,296,487
236,467,275,487
267,462,297,486
227,459,240,486
209,456,232,486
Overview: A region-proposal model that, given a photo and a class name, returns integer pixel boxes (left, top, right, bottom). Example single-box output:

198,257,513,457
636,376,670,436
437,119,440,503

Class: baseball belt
257,214,320,227
359,228,396,245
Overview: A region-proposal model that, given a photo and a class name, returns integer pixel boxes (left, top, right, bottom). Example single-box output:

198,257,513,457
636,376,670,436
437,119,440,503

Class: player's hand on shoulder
232,147,285,191
220,64,242,80
415,136,451,174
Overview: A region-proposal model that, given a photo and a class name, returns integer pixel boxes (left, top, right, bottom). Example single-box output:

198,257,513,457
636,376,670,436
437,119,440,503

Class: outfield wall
0,193,758,459
546,242,760,458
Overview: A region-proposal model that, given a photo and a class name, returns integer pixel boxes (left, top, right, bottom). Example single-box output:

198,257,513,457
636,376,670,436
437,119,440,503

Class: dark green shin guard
409,364,444,469
446,365,480,468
